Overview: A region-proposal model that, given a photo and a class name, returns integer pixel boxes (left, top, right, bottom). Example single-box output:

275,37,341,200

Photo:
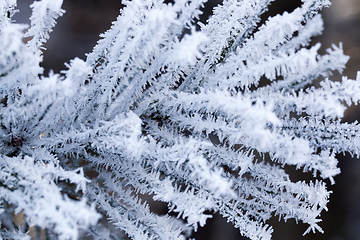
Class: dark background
14,0,360,239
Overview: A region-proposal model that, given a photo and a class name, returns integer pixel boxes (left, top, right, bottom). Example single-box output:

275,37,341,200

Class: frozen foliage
0,0,360,239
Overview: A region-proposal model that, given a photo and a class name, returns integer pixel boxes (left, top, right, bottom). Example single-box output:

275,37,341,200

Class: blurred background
13,0,360,239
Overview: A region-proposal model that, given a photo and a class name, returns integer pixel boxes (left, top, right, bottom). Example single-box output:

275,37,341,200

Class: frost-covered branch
1,0,360,239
